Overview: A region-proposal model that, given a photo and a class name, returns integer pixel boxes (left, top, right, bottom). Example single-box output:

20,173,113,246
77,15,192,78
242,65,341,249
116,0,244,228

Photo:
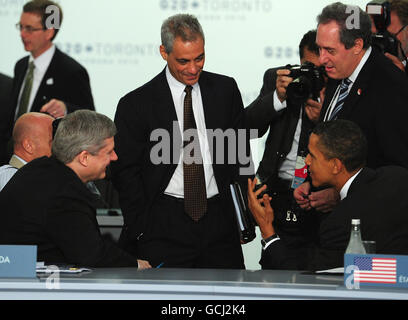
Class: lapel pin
357,88,362,96
46,78,54,85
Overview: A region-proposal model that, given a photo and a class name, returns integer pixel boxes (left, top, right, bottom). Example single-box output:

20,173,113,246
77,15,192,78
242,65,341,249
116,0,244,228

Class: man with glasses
385,0,408,72
0,0,94,165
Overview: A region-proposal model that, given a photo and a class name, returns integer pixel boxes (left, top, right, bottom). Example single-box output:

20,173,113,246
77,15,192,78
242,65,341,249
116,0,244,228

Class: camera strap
291,108,314,190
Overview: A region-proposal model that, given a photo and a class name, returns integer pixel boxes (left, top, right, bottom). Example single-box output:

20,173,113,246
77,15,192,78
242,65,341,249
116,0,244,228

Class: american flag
354,257,397,284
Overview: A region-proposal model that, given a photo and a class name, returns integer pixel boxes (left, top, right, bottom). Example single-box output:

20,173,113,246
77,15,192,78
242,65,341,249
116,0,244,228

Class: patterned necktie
328,78,352,121
17,61,35,119
183,85,207,221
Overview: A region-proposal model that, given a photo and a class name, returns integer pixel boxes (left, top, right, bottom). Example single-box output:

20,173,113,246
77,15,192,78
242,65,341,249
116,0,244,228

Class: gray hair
317,2,372,49
161,13,205,53
52,110,116,164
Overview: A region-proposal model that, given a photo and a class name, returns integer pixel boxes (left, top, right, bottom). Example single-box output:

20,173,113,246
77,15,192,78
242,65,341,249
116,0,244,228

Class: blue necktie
329,78,352,121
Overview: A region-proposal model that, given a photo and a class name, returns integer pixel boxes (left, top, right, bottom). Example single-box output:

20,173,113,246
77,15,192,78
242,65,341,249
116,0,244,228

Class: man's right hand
137,259,152,269
293,181,312,210
276,69,293,102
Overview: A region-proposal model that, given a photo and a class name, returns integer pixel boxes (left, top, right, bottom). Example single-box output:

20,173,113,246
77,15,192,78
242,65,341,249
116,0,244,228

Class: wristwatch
261,234,279,248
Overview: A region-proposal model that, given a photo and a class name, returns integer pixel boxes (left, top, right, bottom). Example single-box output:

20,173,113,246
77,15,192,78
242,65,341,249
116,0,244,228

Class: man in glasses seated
0,0,94,166
386,0,408,72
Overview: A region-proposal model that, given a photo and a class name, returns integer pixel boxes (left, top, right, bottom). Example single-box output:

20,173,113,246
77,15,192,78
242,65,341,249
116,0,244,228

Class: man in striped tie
294,2,408,212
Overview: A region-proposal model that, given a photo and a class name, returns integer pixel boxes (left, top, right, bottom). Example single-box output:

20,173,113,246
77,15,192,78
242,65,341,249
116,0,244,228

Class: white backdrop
0,0,370,270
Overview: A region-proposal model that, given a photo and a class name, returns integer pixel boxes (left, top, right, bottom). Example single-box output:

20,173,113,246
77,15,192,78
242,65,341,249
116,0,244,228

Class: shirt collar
347,46,372,84
29,44,56,73
165,65,199,95
339,168,363,200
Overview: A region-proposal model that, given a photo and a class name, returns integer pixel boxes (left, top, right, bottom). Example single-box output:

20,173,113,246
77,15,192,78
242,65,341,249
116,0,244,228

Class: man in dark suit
111,14,251,269
0,110,151,269
0,0,94,165
295,2,408,210
0,73,13,164
249,120,408,271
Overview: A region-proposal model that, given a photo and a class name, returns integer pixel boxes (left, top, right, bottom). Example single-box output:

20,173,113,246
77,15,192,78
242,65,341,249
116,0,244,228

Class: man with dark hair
0,0,94,165
111,14,251,269
245,30,333,269
248,120,408,271
295,2,408,211
385,0,408,72
0,110,151,269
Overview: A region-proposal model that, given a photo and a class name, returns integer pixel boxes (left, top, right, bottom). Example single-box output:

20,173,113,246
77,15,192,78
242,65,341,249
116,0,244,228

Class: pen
156,262,164,268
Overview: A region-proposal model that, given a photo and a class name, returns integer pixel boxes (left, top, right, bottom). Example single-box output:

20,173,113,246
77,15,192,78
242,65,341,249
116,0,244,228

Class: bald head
13,112,54,162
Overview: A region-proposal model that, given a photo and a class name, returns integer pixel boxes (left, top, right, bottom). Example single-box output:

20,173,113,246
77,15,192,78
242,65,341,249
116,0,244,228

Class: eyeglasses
15,23,45,33
394,24,408,37
52,118,62,138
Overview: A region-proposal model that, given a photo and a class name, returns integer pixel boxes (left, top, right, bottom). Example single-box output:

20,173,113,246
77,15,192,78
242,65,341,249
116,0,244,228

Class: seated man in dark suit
248,120,408,271
0,110,151,269
0,0,94,165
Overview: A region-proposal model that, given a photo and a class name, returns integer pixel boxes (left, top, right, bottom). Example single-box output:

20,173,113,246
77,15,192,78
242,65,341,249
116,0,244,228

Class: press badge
291,155,308,189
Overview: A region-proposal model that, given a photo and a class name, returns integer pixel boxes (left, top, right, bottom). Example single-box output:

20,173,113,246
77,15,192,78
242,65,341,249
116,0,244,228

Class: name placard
344,253,408,289
0,245,37,278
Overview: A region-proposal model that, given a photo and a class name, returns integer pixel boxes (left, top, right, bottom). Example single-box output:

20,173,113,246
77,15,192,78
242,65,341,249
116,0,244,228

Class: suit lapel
153,68,179,134
198,71,217,130
335,50,374,120
11,57,29,112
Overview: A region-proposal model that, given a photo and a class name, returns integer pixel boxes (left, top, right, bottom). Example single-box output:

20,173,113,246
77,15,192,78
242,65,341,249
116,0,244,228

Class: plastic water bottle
345,219,366,254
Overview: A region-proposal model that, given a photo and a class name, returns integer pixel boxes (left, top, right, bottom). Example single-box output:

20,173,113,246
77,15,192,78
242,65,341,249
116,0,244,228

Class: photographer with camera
245,30,334,269
368,0,408,72
294,2,408,212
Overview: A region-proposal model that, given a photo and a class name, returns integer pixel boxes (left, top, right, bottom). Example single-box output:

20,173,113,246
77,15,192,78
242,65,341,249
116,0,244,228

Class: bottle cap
351,219,360,225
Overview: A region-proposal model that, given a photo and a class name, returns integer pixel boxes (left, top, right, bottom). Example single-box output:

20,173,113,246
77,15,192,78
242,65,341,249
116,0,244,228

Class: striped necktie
17,61,35,119
183,85,207,221
329,78,352,121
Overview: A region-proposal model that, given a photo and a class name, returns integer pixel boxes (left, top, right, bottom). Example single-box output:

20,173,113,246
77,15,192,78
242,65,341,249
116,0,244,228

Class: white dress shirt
0,154,27,191
15,44,56,118
339,168,363,201
164,66,219,199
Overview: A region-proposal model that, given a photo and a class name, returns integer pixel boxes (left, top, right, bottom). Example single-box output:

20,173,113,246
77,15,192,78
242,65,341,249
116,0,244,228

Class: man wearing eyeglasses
0,0,94,165
385,0,408,72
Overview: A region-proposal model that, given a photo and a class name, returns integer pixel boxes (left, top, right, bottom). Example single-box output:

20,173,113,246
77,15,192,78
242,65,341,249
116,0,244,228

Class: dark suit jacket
261,166,408,271
0,48,95,165
0,73,13,164
0,156,139,267
320,48,408,169
111,68,251,247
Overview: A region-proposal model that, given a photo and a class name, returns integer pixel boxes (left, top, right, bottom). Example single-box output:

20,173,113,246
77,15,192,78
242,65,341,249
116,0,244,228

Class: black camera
285,62,326,105
367,0,399,56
